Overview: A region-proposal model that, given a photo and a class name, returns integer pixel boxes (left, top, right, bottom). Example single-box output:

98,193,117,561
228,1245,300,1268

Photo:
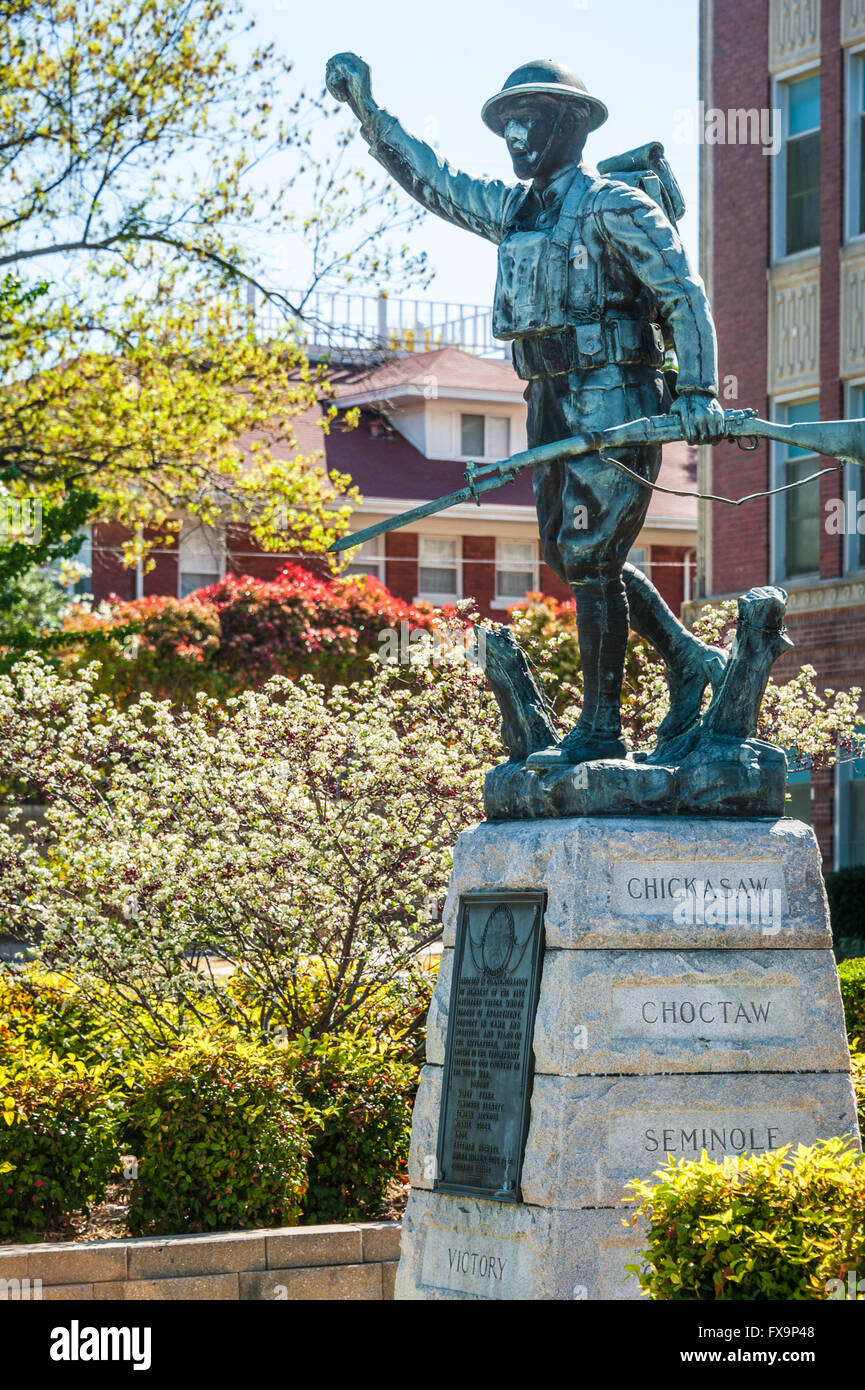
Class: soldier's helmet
481,59,608,135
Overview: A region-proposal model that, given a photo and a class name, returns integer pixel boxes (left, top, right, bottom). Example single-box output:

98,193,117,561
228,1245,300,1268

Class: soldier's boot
526,575,628,767
623,562,727,743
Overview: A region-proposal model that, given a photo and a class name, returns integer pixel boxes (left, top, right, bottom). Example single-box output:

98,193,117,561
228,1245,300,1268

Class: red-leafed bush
60,565,436,704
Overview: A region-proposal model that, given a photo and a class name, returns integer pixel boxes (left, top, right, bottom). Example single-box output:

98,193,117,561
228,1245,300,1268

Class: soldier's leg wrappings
623,562,727,741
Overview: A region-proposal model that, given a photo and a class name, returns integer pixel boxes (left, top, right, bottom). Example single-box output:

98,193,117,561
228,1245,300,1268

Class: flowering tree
0,0,427,565
0,654,495,1050
0,590,858,1051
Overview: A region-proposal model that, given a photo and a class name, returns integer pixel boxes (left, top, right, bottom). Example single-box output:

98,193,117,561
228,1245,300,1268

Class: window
460,413,510,459
40,527,92,597
418,536,460,600
771,398,820,581
845,384,865,573
344,537,385,582
71,527,92,596
495,540,537,603
836,739,865,868
847,50,865,240
785,764,812,824
179,523,223,598
627,547,649,574
775,72,820,258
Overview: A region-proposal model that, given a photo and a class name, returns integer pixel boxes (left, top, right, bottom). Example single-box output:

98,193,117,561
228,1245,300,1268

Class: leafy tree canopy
0,0,425,566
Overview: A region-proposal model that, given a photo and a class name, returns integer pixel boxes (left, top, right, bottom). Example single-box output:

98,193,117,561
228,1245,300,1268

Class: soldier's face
502,98,560,180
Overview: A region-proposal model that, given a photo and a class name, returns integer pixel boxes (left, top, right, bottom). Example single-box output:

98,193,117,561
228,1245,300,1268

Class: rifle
328,407,865,554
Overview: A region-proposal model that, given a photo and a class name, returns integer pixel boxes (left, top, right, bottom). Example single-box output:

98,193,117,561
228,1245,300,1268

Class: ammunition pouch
512,317,666,381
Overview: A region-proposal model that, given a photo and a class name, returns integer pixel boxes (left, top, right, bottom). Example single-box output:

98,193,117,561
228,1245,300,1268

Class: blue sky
249,0,701,304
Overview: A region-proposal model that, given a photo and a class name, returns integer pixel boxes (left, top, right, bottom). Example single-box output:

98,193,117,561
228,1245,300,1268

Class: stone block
91,1281,129,1300
361,1222,402,1263
532,948,848,1075
265,1224,364,1270
38,1283,93,1300
381,1262,398,1299
240,1263,381,1300
519,1071,861,1208
396,1189,643,1301
25,1241,126,1286
0,1249,31,1281
427,947,848,1074
122,1273,239,1300
441,817,828,950
408,1066,860,1205
126,1232,266,1281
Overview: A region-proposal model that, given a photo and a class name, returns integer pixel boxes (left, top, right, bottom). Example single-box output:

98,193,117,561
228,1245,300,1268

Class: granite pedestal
395,816,861,1301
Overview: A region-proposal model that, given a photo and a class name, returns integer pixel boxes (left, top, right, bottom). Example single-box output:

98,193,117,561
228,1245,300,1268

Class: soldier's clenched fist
326,53,374,121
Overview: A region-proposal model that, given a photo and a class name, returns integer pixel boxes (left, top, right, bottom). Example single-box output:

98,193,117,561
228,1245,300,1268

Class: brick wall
649,547,688,615
385,531,418,603
92,523,136,602
0,1222,401,1301
710,0,772,596
463,534,496,612
820,0,845,582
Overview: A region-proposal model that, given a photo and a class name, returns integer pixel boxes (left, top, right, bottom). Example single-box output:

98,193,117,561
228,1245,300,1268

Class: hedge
58,565,436,705
825,866,865,962
625,1138,865,1300
123,1037,312,1237
0,1053,120,1241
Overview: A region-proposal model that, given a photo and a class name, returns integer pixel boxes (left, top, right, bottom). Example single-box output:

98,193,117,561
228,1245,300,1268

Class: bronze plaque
434,891,545,1202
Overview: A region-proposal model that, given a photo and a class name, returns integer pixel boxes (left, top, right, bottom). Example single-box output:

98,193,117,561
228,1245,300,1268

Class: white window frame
835,730,865,870
627,546,650,576
72,524,93,597
492,539,539,609
771,66,821,265
415,535,462,604
769,393,821,585
456,412,511,462
846,44,865,244
844,381,865,575
178,521,226,599
343,537,386,583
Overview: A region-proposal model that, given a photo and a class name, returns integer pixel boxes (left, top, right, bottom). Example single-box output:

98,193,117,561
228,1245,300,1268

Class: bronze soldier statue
326,54,729,766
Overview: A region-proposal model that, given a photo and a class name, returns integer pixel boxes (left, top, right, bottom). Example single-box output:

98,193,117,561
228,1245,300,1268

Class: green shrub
0,1053,120,1241
59,565,436,705
287,1035,417,1225
625,1138,865,1300
853,1051,865,1136
0,968,117,1068
124,1036,311,1236
839,957,865,1041
825,867,865,961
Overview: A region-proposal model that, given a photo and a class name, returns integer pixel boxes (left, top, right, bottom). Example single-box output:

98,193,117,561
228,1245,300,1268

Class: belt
512,317,666,381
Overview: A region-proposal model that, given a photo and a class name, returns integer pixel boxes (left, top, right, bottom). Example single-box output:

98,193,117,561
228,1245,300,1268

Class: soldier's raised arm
326,52,516,245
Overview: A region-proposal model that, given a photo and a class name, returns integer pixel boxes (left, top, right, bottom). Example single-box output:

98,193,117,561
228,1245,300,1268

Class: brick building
693,0,865,870
88,339,698,622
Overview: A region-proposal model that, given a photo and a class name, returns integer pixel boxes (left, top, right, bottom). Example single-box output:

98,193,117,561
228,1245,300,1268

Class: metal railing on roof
247,286,506,360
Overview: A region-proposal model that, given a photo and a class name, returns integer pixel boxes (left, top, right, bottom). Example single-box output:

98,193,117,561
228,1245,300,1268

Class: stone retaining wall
0,1222,401,1300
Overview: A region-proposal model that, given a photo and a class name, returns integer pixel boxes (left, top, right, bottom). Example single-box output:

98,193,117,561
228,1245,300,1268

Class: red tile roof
330,346,523,400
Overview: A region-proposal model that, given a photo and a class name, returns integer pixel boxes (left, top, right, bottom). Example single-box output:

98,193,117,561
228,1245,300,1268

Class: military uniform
348,64,723,761
360,111,717,586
